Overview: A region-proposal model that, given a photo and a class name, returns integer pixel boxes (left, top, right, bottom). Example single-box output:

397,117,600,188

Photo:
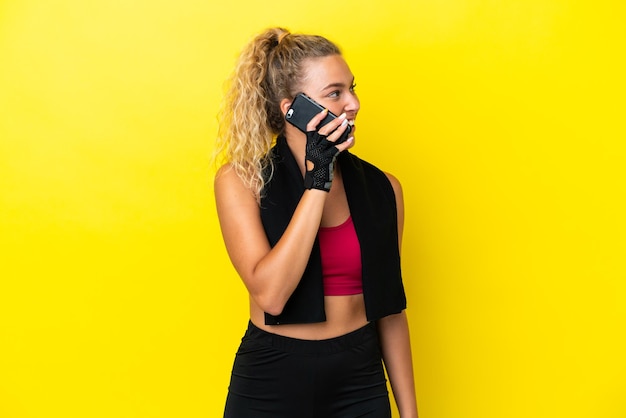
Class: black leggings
224,321,391,418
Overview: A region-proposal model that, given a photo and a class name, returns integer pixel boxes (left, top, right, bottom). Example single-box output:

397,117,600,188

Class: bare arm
378,173,419,418
378,312,418,418
214,110,351,316
214,165,327,316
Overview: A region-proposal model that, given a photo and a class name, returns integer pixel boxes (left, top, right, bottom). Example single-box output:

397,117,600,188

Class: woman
214,27,418,418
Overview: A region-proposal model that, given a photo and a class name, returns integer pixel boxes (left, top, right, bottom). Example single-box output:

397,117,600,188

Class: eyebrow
320,78,355,91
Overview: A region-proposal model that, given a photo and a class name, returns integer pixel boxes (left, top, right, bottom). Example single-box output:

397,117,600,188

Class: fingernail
339,112,347,119
341,119,348,127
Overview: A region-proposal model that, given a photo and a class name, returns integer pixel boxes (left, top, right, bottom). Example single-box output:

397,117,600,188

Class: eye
327,90,340,98
350,83,357,92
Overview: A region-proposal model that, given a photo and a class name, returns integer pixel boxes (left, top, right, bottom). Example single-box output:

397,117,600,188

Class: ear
279,98,292,117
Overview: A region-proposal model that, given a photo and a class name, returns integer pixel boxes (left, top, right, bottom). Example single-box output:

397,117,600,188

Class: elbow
263,304,284,317
253,292,287,317
377,311,408,329
245,270,294,317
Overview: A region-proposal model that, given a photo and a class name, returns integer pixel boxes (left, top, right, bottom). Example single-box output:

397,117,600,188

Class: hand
303,110,353,192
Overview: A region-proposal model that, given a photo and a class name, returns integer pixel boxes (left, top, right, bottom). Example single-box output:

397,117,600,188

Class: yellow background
1,0,624,417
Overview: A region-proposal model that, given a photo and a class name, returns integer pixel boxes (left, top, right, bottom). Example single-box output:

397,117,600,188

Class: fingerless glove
303,131,340,192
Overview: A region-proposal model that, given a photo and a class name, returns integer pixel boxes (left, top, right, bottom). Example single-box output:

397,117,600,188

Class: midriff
249,294,368,340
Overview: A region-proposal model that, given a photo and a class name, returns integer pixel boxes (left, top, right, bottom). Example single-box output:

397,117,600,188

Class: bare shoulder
214,163,259,213
214,163,239,188
384,172,405,244
215,164,253,198
384,171,403,200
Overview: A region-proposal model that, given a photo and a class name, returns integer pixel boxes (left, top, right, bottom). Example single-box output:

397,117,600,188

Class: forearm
248,188,327,314
377,311,418,418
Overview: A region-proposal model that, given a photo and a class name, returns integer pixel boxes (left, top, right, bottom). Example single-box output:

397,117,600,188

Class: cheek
328,104,345,116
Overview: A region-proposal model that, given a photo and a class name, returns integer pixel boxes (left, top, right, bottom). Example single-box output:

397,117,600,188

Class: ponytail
214,28,340,201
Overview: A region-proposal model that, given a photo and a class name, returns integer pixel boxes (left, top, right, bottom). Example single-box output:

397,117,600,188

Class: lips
348,120,355,134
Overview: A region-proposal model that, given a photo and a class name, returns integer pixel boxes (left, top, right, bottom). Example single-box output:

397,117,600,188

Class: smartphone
285,93,352,143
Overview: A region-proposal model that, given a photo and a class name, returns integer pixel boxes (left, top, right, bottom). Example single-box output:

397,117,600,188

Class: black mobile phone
285,93,352,143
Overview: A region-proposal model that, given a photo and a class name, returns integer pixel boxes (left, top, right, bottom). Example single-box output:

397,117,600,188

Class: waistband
244,321,378,355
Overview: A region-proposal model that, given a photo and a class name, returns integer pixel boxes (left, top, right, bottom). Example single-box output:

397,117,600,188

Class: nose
343,92,360,116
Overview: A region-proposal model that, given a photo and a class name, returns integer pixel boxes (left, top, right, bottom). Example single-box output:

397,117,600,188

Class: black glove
303,130,340,192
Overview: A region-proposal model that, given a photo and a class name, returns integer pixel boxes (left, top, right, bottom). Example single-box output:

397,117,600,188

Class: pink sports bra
318,216,363,296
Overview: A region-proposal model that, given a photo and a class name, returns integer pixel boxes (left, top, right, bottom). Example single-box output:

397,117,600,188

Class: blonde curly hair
214,27,341,202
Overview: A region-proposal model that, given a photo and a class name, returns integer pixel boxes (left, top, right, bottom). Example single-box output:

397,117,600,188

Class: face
295,54,360,141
